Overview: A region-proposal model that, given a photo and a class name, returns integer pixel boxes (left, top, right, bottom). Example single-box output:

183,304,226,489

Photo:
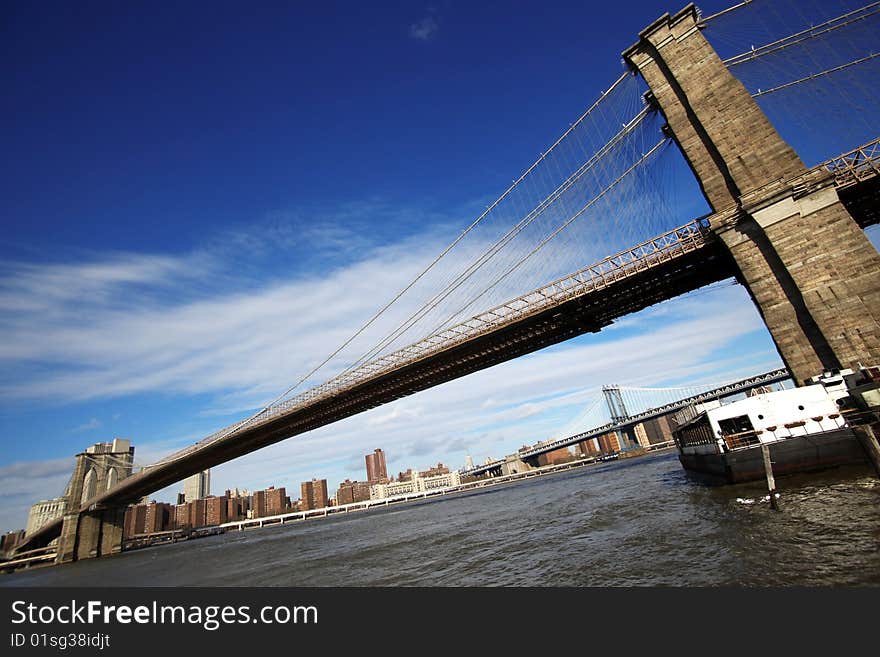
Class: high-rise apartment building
642,416,675,445
301,479,329,510
365,448,388,483
205,497,228,526
188,499,207,528
420,462,450,477
266,487,288,516
174,504,189,530
225,489,250,521
252,490,268,518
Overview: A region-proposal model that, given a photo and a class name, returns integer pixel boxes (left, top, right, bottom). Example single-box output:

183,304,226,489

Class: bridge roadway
464,367,792,477
21,139,880,551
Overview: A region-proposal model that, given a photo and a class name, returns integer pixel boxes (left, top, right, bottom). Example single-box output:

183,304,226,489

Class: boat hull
678,428,869,484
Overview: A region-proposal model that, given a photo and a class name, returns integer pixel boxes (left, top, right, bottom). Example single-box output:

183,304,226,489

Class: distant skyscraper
365,448,388,483
184,470,210,502
465,454,474,470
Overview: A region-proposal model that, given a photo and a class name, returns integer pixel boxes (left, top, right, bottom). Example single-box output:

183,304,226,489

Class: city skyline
0,387,720,539
2,0,879,534
4,423,674,557
6,438,480,537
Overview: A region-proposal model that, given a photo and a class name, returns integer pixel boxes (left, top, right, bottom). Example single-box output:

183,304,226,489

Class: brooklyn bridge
17,1,880,562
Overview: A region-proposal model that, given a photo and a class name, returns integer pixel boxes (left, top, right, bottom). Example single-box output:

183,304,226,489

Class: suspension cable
752,52,880,97
724,1,880,66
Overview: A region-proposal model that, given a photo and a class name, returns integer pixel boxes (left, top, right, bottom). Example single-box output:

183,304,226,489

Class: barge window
718,415,754,435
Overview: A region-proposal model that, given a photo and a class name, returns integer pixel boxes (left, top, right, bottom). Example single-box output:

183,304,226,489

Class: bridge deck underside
24,241,737,549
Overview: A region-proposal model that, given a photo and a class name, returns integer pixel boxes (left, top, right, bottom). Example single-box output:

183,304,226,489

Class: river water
3,451,879,586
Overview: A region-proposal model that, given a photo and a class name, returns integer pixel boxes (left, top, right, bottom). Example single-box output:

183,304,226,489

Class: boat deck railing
721,407,879,452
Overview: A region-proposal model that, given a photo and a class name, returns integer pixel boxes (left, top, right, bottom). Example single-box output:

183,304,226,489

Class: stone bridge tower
623,4,880,385
56,438,134,563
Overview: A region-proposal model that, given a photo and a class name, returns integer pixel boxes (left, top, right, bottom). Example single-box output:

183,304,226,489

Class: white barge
672,367,880,483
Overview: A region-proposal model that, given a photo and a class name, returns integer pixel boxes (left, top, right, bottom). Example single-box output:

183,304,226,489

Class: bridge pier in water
56,507,126,564
624,5,880,385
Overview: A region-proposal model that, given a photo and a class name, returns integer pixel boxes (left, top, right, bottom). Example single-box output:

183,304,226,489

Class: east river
3,451,879,586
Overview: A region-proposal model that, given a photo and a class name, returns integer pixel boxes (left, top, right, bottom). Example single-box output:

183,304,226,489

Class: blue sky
2,0,877,532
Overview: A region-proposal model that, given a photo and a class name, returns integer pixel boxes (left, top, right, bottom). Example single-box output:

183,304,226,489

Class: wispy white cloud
366,405,423,427
0,458,73,533
72,418,102,432
409,16,439,41
0,227,456,404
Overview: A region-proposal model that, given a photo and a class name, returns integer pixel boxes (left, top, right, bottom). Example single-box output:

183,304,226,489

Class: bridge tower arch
80,468,97,506
623,4,880,384
106,467,118,491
